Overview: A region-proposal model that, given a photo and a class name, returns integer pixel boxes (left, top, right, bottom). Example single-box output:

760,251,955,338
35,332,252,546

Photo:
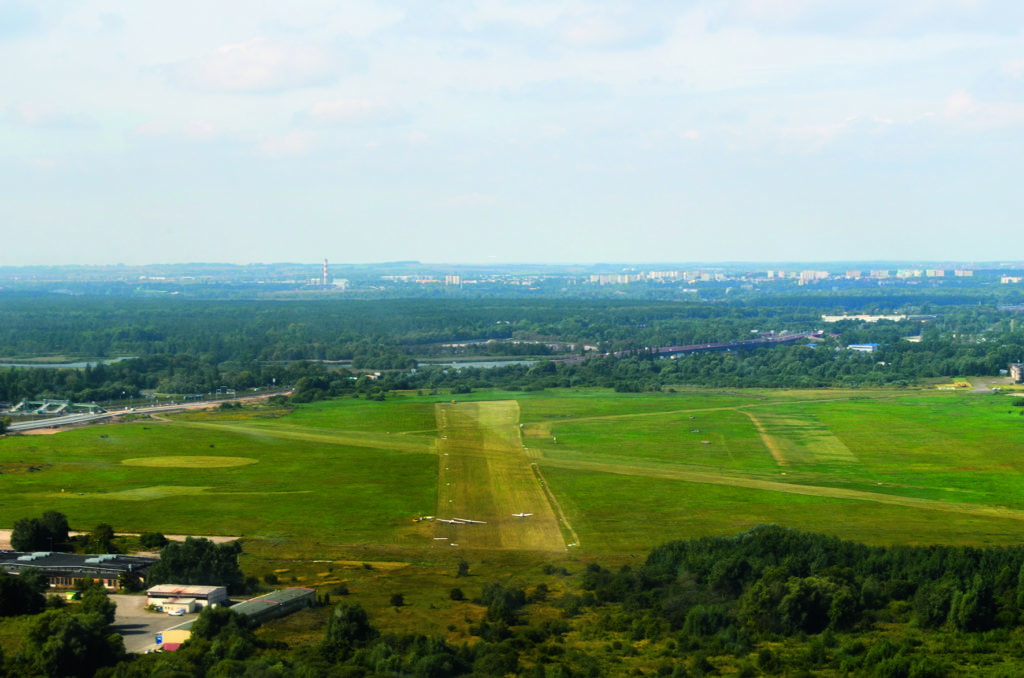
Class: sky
2,1,1024,266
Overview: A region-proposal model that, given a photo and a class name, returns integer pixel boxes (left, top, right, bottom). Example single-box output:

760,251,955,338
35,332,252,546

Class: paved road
111,594,199,654
6,391,291,433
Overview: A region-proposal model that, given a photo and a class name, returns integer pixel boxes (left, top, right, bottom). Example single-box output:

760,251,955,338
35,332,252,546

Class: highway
5,392,289,433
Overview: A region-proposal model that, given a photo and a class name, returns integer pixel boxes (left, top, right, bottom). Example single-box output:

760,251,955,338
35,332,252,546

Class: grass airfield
3,387,1024,563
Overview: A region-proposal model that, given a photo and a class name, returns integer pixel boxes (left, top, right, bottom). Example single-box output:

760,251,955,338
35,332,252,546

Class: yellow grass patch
180,421,436,455
334,561,410,571
122,456,258,468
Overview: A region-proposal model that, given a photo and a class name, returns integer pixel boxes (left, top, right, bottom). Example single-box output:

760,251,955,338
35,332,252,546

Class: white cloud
259,131,315,157
943,90,1024,128
781,115,863,152
6,102,95,128
131,120,222,142
296,98,405,126
558,9,669,50
715,0,1024,36
161,38,351,93
438,192,499,208
1002,59,1024,78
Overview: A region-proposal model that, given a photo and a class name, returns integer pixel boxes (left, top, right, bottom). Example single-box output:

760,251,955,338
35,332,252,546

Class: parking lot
111,594,199,654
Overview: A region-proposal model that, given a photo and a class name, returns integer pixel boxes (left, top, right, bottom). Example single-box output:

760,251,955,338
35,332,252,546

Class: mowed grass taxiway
3,388,1024,554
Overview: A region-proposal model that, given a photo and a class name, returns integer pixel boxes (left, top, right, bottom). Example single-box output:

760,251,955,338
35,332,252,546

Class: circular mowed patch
121,456,257,468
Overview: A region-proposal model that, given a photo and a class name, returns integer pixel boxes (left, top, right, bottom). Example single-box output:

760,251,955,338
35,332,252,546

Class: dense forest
1,292,1022,404
6,527,1024,676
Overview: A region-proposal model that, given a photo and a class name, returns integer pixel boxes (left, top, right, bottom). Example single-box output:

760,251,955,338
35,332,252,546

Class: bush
139,532,169,549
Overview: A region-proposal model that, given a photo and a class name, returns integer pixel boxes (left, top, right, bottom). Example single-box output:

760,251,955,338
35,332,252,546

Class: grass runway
434,401,565,551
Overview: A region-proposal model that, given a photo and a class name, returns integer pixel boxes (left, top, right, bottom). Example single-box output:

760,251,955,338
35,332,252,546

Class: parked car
167,608,185,616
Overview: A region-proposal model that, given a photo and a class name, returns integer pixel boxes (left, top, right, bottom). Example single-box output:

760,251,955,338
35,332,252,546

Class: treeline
14,527,1024,676
0,357,315,404
4,294,1024,404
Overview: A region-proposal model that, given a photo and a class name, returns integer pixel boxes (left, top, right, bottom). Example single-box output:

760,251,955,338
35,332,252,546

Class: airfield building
229,587,316,626
0,551,156,590
155,588,317,651
147,584,228,613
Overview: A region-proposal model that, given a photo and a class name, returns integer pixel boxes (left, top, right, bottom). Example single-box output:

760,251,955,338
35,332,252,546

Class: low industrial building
147,584,228,613
0,551,156,589
229,587,316,626
155,588,316,650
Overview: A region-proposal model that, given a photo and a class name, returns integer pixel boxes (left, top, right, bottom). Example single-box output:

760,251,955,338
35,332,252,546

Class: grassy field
4,388,1024,562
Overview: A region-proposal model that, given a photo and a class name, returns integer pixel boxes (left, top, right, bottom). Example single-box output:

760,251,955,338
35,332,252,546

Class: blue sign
155,633,163,644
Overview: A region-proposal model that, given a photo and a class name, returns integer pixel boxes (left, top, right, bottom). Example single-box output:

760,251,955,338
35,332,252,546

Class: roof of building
230,588,315,619
0,550,156,577
147,584,226,597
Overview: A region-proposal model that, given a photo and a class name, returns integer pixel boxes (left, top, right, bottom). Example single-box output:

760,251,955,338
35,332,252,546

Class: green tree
11,512,70,552
323,602,378,661
40,511,70,546
0,571,46,617
190,605,251,641
10,517,47,552
80,585,117,625
24,609,124,678
89,523,116,554
146,537,245,593
951,575,996,632
139,532,169,550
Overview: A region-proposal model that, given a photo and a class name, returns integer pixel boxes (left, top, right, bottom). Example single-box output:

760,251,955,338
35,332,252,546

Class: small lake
422,360,536,370
0,357,135,369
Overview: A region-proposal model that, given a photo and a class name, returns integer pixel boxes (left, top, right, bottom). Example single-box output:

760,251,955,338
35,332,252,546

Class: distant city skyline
2,2,1023,266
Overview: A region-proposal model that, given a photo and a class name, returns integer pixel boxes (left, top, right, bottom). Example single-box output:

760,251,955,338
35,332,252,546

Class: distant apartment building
925,269,945,277
445,275,461,286
954,269,974,277
799,270,829,283
1011,363,1024,383
870,270,890,279
821,314,906,323
845,270,862,279
1002,276,1023,284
